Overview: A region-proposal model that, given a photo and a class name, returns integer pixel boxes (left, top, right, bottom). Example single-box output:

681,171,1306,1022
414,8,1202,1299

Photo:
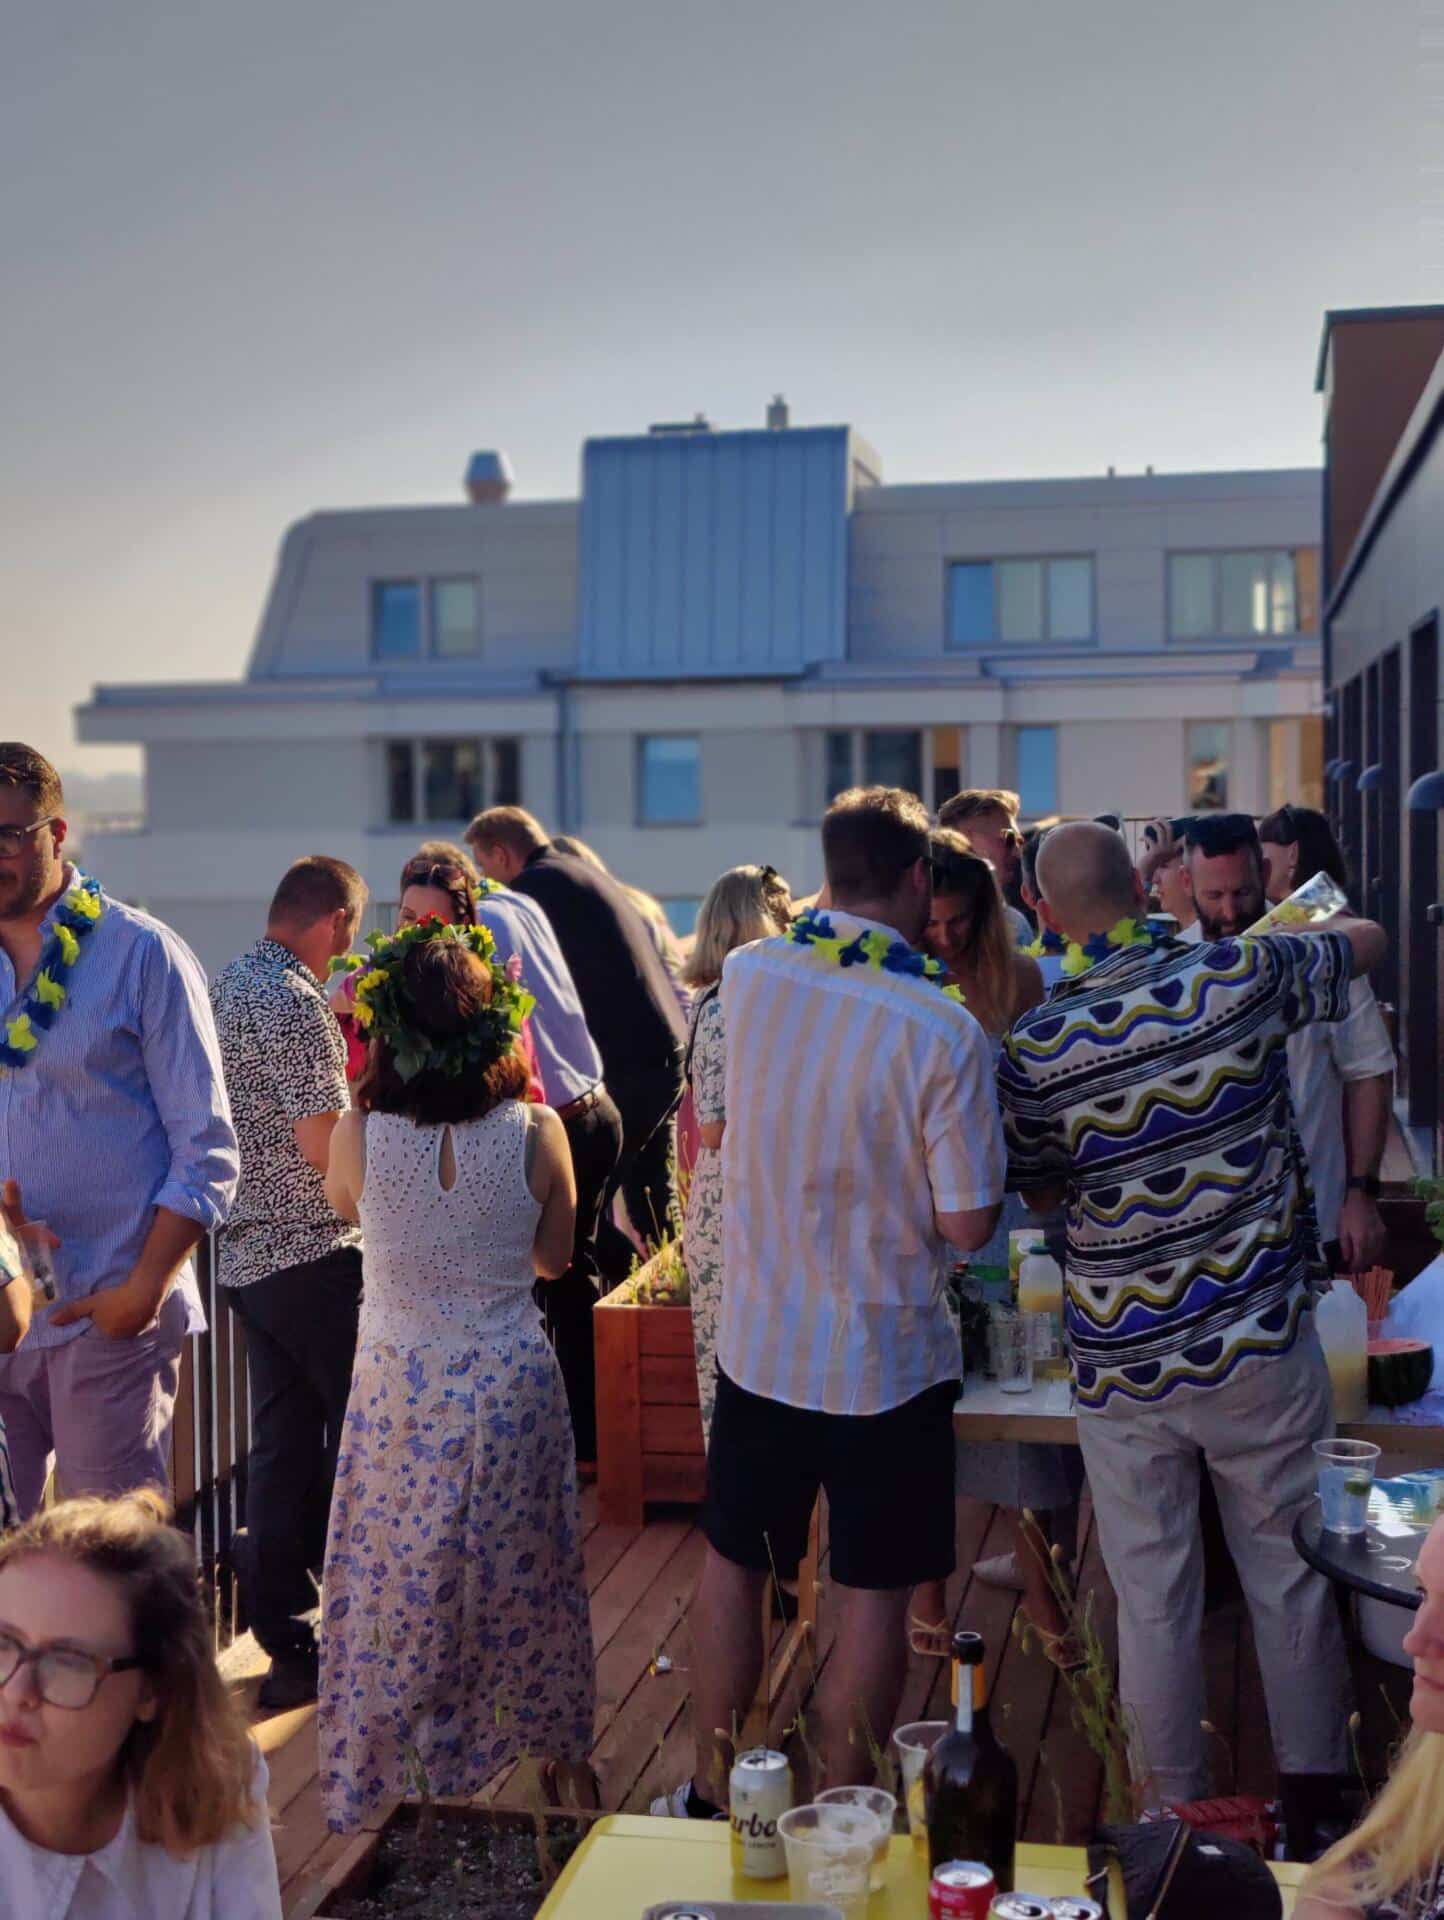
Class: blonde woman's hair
0,1490,261,1855
683,865,794,988
928,827,1017,1036
1304,1729,1444,1912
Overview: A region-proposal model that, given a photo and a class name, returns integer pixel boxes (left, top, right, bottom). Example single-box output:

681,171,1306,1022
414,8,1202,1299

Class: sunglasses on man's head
1185,813,1261,858
1268,804,1300,845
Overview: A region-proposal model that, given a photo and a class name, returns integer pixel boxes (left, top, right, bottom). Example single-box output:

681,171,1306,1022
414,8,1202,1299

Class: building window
824,731,854,805
808,729,925,817
931,725,962,813
1187,721,1230,811
1015,727,1058,817
431,577,480,656
947,557,1094,648
423,740,483,822
638,736,701,825
385,742,415,824
863,729,923,794
1168,550,1318,639
491,738,521,807
372,580,422,658
661,897,703,938
383,737,521,824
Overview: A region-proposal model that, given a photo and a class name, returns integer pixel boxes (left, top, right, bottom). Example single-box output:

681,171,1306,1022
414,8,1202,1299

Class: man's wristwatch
1346,1175,1382,1199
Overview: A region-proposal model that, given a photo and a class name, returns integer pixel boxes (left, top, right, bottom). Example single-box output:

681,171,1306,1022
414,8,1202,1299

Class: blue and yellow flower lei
1023,928,1068,961
1,877,105,1071
787,907,965,1005
1059,916,1157,978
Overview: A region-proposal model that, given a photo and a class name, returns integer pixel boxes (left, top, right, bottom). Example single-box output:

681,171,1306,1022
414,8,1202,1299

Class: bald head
1035,822,1143,937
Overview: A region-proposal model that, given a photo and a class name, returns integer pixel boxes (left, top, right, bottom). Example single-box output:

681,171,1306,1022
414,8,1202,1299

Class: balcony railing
172,1235,250,1648
76,812,147,836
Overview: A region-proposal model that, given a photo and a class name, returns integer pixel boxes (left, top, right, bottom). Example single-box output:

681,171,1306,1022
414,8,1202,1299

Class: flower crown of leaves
349,917,535,1084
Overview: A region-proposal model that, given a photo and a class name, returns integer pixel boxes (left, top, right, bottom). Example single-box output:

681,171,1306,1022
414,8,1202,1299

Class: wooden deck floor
238,1484,1412,1917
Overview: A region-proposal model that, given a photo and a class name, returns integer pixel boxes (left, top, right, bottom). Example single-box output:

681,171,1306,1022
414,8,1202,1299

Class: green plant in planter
1413,1176,1444,1249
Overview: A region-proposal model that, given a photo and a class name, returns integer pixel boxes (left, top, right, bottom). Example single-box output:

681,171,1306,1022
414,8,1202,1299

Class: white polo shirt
716,911,1005,1417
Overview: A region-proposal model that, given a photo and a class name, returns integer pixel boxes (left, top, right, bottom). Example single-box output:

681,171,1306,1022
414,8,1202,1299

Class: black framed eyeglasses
0,1627,144,1710
0,816,57,860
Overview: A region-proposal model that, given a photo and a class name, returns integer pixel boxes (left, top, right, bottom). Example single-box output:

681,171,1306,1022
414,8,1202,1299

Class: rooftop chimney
465,450,513,505
767,394,790,431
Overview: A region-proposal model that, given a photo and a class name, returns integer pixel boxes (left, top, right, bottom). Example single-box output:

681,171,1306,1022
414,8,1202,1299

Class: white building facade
77,416,1324,972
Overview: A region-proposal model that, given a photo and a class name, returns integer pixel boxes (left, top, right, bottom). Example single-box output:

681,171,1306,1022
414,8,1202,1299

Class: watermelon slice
1368,1338,1434,1408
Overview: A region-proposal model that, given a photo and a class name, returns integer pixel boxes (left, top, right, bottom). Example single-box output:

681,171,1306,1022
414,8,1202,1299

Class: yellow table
538,1815,1308,1916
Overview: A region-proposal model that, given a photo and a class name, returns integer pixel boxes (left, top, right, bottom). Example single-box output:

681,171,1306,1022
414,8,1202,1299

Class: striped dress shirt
0,870,238,1353
717,912,1005,1416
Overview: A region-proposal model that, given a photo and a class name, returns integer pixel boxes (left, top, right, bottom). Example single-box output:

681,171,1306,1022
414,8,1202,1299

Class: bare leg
690,1545,768,1805
817,1583,911,1786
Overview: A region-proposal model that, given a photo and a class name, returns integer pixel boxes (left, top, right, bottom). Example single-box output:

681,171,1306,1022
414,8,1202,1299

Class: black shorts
703,1369,959,1591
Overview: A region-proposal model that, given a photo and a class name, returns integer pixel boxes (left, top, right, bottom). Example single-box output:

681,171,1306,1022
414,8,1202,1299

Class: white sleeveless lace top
356,1102,542,1350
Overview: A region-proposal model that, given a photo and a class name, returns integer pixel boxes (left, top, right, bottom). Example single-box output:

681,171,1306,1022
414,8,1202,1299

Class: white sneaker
973,1550,1026,1593
649,1781,724,1820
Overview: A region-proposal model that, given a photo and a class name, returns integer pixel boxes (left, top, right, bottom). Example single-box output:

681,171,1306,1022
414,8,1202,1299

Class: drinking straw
1348,1268,1394,1325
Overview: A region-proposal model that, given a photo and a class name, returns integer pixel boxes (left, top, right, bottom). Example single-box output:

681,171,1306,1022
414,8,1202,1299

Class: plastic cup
776,1803,881,1918
991,1312,1035,1395
1314,1438,1381,1536
892,1719,948,1848
816,1785,896,1891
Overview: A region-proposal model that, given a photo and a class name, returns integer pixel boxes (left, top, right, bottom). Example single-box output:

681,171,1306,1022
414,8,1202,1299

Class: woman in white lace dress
318,924,595,1833
679,866,793,1444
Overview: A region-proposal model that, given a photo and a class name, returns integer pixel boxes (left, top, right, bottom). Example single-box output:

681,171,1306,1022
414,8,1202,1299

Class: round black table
1293,1502,1424,1609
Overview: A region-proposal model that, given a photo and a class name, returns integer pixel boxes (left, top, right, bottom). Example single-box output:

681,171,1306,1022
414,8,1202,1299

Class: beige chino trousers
1076,1323,1352,1806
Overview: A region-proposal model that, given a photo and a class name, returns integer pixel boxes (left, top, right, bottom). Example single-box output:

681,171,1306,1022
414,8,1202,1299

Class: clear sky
4,0,1438,773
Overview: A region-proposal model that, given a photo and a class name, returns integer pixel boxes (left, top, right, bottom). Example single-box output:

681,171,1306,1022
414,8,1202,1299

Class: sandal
1035,1626,1086,1672
540,1758,603,1810
908,1616,952,1659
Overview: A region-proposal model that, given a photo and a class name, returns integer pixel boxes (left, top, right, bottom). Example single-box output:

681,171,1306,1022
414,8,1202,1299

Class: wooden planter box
296,1798,604,1919
594,1274,706,1527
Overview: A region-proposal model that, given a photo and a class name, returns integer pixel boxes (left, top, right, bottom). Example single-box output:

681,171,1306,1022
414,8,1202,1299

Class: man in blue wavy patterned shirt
0,743,238,1515
999,820,1385,1829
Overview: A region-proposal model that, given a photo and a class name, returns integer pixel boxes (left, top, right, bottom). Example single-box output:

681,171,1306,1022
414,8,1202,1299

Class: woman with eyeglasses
677,864,794,1443
0,1489,281,1917
912,831,1084,1667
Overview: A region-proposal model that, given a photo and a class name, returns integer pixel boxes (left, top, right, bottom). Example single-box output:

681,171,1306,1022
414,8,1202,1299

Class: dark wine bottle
924,1629,1018,1891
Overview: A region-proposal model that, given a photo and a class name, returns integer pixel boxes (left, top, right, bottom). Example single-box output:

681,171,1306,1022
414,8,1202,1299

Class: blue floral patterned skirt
318,1329,596,1832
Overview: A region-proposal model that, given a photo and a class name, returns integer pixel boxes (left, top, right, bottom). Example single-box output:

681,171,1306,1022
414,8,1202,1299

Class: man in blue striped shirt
0,744,238,1516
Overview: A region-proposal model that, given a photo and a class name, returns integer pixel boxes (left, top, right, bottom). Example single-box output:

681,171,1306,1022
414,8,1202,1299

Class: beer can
728,1747,791,1879
1050,1901,1105,1920
989,1899,1055,1920
929,1860,997,1919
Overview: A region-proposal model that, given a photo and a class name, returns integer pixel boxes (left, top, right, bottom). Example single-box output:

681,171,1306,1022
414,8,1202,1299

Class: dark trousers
597,1057,685,1284
536,1090,624,1461
226,1245,362,1657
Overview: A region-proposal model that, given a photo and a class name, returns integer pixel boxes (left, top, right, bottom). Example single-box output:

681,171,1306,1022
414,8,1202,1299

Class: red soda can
929,1860,997,1919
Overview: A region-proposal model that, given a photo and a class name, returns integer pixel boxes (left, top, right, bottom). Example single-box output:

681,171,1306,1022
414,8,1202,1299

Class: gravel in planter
329,1808,590,1920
